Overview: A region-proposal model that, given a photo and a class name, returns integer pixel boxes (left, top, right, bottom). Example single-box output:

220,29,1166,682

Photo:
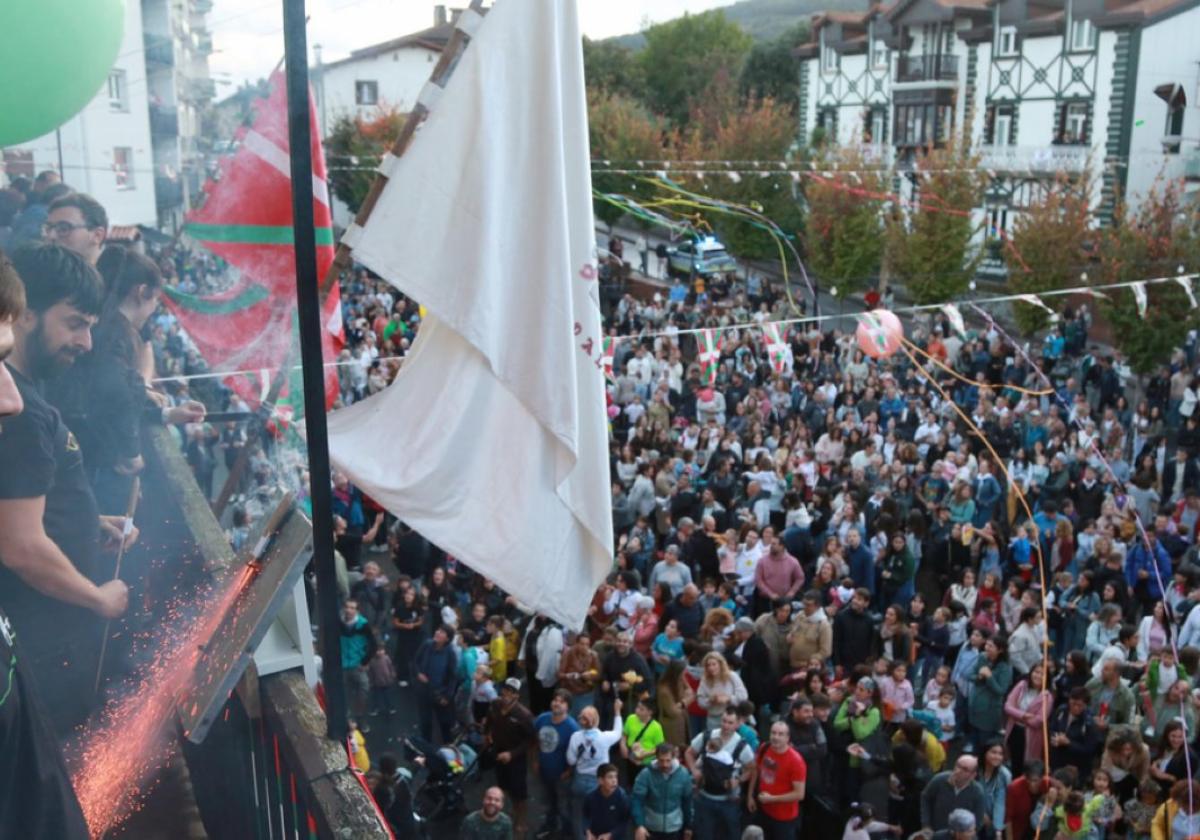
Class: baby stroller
404,733,480,822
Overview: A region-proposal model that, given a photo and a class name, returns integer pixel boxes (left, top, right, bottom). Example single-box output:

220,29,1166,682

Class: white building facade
795,0,1200,277
311,6,465,139
0,0,213,230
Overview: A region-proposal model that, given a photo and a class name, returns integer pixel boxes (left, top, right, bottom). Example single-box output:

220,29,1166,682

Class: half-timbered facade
795,0,1200,277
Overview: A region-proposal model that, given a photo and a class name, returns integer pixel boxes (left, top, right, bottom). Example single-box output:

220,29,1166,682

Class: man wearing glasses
42,193,107,266
920,755,987,837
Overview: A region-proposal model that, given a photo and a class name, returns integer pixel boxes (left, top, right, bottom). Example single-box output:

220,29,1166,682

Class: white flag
1176,276,1198,309
940,304,966,338
326,0,612,629
1131,282,1148,318
1016,294,1059,322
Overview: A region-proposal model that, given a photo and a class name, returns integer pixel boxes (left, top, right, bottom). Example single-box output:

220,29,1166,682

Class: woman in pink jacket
1003,660,1053,764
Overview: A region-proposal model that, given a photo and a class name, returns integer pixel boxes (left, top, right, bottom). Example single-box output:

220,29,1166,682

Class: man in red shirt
1005,760,1049,840
749,720,807,840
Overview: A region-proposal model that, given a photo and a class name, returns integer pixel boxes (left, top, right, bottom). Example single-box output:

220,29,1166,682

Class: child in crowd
923,665,953,709
367,645,397,717
933,687,957,749
879,661,915,724
699,579,722,613
1123,781,1161,840
1087,769,1122,840
470,663,497,724
486,615,508,681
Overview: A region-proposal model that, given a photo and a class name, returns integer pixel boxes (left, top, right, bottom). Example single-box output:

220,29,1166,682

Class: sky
208,0,737,89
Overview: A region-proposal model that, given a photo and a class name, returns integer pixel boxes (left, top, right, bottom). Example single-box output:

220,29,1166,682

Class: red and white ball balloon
856,309,903,359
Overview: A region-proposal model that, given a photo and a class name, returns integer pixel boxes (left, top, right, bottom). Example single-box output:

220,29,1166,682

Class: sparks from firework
70,563,257,838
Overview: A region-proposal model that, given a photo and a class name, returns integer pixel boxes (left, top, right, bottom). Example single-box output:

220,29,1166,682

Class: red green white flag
163,70,343,414
763,323,789,373
698,328,722,386
601,336,615,383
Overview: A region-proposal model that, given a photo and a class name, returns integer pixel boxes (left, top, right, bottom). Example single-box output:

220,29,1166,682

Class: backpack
700,731,743,797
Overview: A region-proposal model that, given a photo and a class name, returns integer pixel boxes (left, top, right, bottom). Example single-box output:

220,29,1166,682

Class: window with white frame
107,69,128,111
1061,102,1089,144
1069,19,1096,51
113,147,134,189
993,105,1014,146
870,108,887,146
354,80,378,106
871,37,887,67
822,45,838,73
997,26,1018,56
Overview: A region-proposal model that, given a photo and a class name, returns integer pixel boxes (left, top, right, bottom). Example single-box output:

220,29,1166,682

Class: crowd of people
6,169,1200,840
333,248,1200,840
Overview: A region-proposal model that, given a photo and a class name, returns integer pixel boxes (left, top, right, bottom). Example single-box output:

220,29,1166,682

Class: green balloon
0,0,127,147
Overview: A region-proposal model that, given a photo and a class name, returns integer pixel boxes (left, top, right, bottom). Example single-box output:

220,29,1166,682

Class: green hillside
611,0,868,48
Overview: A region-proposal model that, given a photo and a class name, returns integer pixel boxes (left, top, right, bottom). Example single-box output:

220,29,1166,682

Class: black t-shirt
0,610,90,840
0,369,103,664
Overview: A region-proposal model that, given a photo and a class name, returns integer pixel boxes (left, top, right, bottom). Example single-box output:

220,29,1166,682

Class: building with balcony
143,0,216,231
0,0,214,231
794,0,1200,275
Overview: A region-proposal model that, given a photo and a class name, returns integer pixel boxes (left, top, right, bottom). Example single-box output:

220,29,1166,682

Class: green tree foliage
1096,180,1200,374
885,141,985,304
582,37,644,98
803,146,886,295
739,21,808,112
637,11,753,126
679,91,803,261
1007,174,1094,335
588,90,671,228
324,107,406,215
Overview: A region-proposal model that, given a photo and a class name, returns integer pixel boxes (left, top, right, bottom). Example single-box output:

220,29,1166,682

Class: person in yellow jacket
1151,779,1200,840
892,718,946,772
349,719,370,773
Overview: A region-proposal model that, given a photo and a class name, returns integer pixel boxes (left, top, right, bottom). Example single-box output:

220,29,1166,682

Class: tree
588,90,671,229
324,106,407,215
1096,180,1200,373
885,141,985,304
582,37,644,99
739,21,808,112
678,93,804,262
637,11,753,126
803,146,886,295
1007,174,1095,334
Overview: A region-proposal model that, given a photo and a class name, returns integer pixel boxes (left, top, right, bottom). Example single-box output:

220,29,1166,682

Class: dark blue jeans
695,795,742,840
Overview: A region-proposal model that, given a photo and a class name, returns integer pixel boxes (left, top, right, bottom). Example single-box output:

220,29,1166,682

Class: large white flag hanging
325,0,613,629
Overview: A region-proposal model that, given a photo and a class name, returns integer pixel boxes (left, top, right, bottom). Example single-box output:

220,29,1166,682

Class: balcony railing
195,32,213,55
895,54,959,83
145,33,174,67
182,77,217,101
977,144,1091,173
149,104,179,137
1185,151,1200,181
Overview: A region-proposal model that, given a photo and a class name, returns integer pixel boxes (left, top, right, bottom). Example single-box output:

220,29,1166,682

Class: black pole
281,0,346,742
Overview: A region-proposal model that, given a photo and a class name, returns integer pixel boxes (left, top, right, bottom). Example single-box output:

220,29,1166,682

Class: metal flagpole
280,0,347,742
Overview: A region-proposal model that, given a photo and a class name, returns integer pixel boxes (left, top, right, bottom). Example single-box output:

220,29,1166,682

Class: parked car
665,236,738,278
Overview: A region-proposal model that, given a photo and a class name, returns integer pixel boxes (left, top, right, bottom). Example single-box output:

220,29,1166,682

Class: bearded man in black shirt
0,249,90,839
0,245,134,734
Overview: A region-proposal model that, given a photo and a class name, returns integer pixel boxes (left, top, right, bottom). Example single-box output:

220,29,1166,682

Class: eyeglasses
42,221,92,237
